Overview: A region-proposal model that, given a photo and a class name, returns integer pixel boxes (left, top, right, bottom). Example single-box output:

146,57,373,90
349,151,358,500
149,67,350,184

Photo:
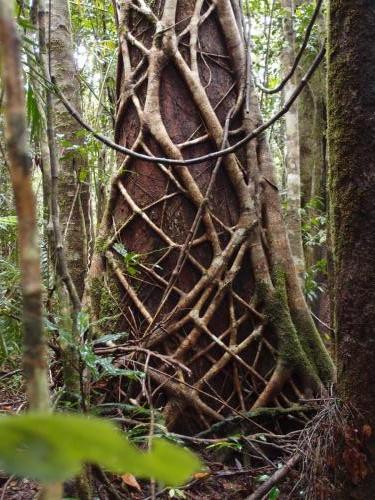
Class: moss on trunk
328,0,375,496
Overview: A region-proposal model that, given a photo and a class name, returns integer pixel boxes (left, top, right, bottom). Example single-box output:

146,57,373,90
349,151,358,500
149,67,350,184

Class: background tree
297,0,330,329
49,0,90,298
281,0,305,279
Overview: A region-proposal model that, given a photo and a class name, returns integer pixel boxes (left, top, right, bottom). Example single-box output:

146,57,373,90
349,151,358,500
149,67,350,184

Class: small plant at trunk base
58,314,143,382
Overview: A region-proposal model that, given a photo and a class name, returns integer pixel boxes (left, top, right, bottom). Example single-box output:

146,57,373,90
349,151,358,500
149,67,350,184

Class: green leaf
268,486,280,500
113,242,128,258
26,85,43,141
0,216,17,231
169,488,187,498
18,17,35,31
0,413,200,485
79,344,144,381
112,243,140,275
59,328,74,346
77,311,90,336
147,438,199,486
79,345,99,377
206,440,242,451
43,318,59,332
92,332,128,345
94,402,152,417
79,167,89,182
97,357,144,381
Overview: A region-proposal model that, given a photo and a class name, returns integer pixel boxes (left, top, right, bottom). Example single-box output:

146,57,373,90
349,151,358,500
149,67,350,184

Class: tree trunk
297,4,330,330
299,64,326,210
37,0,83,387
328,1,375,496
0,0,50,414
88,0,334,432
281,0,305,279
49,0,90,298
0,4,62,498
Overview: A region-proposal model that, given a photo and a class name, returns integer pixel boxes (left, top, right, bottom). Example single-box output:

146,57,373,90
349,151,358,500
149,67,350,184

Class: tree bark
38,0,82,378
281,0,305,279
328,0,375,496
49,0,90,298
88,0,334,432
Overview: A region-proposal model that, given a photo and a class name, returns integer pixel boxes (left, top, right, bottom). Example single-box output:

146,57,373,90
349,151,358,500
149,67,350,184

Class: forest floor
0,465,296,499
0,371,304,499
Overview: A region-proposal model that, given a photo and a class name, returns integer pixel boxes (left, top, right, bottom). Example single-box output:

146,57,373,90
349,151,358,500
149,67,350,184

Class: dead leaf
121,473,142,491
193,471,211,480
362,424,372,440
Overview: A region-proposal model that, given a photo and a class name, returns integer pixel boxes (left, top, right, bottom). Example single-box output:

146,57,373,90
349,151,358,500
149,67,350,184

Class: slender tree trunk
281,0,305,279
0,4,62,499
88,0,333,432
299,65,326,209
298,4,330,327
328,1,375,497
37,7,92,495
298,0,326,211
30,1,54,302
0,0,50,415
48,0,90,298
37,0,83,399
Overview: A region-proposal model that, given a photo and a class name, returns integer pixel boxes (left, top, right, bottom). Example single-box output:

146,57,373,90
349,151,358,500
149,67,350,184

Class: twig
0,475,15,500
255,0,323,94
0,369,22,381
246,453,301,500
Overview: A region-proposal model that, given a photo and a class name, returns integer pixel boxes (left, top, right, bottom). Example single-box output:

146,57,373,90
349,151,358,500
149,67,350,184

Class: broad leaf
92,332,128,345
0,413,200,485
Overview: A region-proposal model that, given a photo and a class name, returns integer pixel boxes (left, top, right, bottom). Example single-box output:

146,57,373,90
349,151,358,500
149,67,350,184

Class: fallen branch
246,453,301,500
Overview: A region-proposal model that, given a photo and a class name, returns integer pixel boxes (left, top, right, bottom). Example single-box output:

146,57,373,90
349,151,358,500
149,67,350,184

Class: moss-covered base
257,267,329,392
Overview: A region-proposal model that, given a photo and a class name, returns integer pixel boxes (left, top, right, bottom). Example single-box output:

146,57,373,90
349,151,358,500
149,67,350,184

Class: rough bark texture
328,0,375,497
49,0,90,298
88,0,333,433
281,0,305,279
